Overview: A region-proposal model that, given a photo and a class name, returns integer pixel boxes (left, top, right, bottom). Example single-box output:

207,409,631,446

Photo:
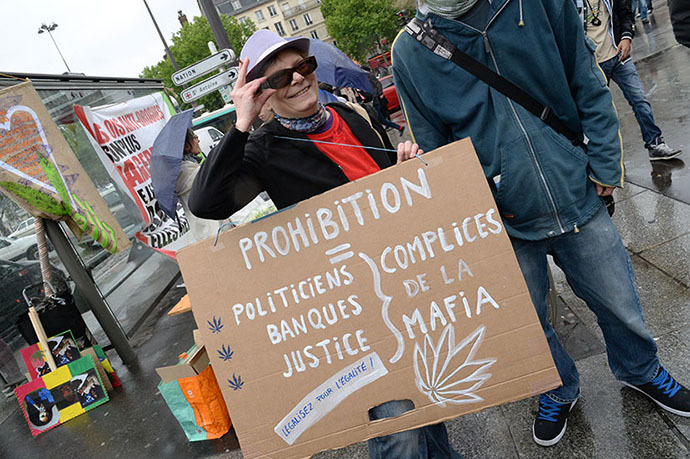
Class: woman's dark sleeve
362,103,395,163
188,127,265,220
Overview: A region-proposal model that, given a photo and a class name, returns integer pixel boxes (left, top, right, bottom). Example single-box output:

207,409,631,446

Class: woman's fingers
396,141,422,164
236,58,249,88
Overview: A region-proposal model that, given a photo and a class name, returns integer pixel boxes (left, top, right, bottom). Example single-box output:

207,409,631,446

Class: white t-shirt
585,1,619,63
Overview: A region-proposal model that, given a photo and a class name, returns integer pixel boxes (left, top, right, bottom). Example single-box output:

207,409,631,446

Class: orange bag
159,365,231,441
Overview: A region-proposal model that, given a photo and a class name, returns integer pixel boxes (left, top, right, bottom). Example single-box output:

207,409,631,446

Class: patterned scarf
273,104,329,133
423,0,480,19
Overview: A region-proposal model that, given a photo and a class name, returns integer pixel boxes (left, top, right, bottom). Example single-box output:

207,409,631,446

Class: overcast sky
0,0,203,78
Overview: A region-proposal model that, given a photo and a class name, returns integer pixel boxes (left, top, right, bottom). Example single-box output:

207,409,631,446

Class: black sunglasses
260,56,318,91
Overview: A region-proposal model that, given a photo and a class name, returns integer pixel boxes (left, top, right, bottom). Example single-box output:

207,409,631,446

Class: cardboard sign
74,93,191,257
177,139,560,458
0,82,130,254
14,355,109,437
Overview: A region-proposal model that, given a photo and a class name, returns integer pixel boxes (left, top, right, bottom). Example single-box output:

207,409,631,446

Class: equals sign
325,243,354,264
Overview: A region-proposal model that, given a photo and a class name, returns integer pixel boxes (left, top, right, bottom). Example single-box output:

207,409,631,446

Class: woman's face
185,133,201,155
263,49,319,119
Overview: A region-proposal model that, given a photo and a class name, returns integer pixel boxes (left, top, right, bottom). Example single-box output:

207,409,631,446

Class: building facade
214,0,331,43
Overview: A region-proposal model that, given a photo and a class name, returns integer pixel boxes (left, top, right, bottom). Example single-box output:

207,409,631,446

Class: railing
282,0,320,19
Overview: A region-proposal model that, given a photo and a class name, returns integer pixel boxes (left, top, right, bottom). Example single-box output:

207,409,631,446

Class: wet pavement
1,2,689,457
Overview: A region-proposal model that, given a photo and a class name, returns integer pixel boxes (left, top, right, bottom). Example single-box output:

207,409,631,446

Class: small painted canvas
14,355,109,437
20,330,82,381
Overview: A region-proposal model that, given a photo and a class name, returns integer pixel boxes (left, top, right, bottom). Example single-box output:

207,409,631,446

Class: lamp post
142,0,180,71
37,22,72,73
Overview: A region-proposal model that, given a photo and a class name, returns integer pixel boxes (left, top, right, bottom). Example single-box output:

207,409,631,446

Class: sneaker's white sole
649,151,682,161
622,382,690,417
532,399,578,447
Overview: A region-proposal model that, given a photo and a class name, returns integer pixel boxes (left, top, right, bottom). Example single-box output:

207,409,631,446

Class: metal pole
45,29,72,73
43,220,137,364
198,0,234,51
142,0,180,71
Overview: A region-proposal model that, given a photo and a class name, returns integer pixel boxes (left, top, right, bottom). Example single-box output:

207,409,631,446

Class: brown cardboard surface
177,139,561,458
193,329,203,347
168,294,192,316
156,361,199,385
0,82,130,254
156,344,210,385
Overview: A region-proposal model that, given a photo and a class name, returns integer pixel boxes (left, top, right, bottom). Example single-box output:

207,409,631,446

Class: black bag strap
405,18,586,148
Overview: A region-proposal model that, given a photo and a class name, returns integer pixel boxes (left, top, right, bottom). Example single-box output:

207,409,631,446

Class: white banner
74,93,191,257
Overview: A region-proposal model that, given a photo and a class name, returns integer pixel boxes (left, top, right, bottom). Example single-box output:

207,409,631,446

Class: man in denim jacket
392,0,690,447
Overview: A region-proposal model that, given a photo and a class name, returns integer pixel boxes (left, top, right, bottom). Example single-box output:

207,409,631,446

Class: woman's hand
233,58,276,132
396,140,423,164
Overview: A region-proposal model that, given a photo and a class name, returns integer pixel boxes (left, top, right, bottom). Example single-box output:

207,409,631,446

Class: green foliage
321,0,400,62
140,15,257,112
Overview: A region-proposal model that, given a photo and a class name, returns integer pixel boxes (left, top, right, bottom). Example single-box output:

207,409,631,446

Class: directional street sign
181,67,239,103
172,49,236,86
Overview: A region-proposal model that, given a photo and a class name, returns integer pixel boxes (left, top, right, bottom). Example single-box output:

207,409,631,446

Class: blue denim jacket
392,0,624,240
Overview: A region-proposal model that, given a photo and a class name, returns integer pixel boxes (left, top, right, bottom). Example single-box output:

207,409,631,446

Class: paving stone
612,190,690,253
640,233,690,287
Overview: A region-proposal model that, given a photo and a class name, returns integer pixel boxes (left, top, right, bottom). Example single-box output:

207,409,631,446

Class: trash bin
15,282,94,350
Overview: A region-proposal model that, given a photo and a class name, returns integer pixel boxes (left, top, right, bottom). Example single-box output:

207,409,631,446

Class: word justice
281,330,370,378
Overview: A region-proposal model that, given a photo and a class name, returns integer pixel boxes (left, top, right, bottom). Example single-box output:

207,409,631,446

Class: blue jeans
510,205,659,403
368,400,462,458
633,0,648,19
599,56,662,148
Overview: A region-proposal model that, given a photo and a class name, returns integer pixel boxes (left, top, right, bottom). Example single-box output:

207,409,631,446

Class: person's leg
608,59,662,147
381,117,403,131
550,207,690,416
638,0,649,20
510,238,580,402
510,237,580,446
550,206,659,383
367,400,461,458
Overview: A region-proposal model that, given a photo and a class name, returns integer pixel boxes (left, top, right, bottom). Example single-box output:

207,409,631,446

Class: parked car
9,218,36,239
0,235,39,261
379,75,401,112
0,259,69,347
193,126,225,156
99,184,139,234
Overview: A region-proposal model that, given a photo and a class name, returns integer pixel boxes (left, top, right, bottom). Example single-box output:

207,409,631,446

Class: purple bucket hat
240,29,310,81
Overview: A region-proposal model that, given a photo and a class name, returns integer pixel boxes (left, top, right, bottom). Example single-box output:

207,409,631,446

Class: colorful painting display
21,331,81,380
14,355,109,437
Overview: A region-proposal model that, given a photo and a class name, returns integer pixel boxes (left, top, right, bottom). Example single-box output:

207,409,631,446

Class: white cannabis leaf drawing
414,325,496,407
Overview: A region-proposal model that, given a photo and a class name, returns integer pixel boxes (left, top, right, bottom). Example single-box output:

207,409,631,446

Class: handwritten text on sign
179,140,560,458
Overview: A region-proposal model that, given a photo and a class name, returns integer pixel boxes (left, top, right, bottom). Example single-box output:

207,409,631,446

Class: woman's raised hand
396,140,423,164
233,58,276,132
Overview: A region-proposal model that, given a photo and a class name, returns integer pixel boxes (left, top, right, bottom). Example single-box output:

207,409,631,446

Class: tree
321,0,400,62
141,15,256,112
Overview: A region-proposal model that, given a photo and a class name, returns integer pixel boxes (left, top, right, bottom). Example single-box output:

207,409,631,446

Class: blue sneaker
532,394,578,446
623,366,690,417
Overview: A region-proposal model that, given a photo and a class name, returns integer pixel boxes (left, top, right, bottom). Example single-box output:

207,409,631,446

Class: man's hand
396,140,423,164
596,183,615,196
617,38,632,62
233,58,276,133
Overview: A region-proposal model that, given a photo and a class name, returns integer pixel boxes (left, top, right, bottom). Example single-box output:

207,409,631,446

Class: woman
190,30,459,458
176,129,223,241
189,30,422,219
